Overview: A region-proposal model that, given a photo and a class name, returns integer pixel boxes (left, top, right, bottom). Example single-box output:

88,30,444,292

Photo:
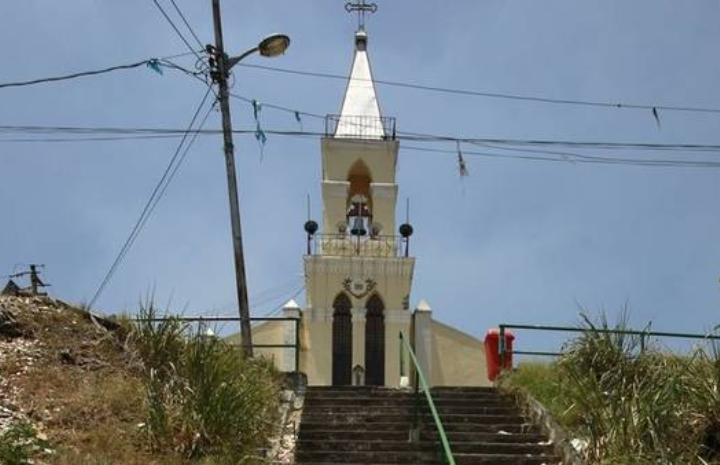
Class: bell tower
301,26,415,387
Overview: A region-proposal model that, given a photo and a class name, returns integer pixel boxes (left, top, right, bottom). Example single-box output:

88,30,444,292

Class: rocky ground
0,295,148,464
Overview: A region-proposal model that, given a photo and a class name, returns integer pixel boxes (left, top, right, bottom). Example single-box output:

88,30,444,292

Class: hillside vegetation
0,296,280,465
501,314,720,464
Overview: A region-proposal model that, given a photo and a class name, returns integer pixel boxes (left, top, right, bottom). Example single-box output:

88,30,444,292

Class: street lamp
226,33,291,69
211,0,291,358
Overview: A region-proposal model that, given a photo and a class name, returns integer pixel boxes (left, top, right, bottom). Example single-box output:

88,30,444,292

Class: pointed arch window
332,293,353,386
365,293,385,386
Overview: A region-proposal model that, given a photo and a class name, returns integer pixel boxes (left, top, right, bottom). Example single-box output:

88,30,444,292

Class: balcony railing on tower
308,233,408,258
325,114,397,140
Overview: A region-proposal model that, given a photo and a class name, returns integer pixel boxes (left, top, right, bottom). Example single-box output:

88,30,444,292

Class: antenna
405,198,410,224
306,193,311,221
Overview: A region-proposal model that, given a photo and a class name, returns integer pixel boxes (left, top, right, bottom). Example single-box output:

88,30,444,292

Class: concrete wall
226,320,287,368
429,320,491,387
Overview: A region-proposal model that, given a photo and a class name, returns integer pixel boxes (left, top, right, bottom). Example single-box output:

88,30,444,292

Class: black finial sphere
399,223,413,238
304,220,319,235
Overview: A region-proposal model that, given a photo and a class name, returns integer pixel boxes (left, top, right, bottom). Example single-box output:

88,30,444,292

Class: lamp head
258,34,291,57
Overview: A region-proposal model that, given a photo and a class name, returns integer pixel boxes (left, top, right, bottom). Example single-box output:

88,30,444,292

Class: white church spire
335,29,385,139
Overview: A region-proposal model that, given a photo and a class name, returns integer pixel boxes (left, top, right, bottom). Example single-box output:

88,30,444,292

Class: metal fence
325,114,397,140
137,316,301,372
311,233,407,258
498,323,720,366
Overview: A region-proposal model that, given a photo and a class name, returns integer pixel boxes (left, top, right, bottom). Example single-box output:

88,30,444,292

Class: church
245,25,490,388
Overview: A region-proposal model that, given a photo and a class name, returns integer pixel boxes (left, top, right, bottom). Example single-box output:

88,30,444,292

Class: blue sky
2,1,720,354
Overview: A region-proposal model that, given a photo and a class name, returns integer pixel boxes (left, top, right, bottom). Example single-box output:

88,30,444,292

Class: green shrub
132,303,279,461
503,311,720,464
0,421,49,465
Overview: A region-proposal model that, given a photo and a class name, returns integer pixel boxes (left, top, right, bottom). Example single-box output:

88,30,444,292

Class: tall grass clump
502,311,720,464
132,302,280,461
685,341,720,462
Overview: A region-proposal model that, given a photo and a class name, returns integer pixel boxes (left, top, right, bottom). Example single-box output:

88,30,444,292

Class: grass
501,312,720,464
132,302,280,461
1,296,281,464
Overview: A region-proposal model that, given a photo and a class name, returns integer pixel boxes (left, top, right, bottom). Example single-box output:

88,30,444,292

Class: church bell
350,216,367,236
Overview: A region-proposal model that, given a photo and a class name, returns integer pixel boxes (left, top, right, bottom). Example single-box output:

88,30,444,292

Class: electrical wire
5,124,720,154
0,61,150,90
88,87,214,308
168,0,204,50
4,127,720,168
402,144,720,168
236,62,720,116
152,0,205,62
7,108,720,169
0,53,206,91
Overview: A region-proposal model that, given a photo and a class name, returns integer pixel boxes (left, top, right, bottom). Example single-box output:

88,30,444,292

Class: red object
484,329,515,382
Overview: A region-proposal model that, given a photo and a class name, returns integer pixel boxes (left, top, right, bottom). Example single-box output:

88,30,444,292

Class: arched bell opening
364,293,385,386
346,159,373,236
331,293,353,386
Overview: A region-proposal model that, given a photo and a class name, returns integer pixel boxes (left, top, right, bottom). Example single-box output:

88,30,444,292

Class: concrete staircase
296,386,561,464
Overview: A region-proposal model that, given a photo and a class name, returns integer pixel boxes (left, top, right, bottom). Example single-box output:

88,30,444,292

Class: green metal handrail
498,323,720,366
399,331,455,465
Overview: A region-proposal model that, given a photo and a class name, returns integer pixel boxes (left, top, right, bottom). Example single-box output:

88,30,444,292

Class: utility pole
211,0,253,357
8,264,49,297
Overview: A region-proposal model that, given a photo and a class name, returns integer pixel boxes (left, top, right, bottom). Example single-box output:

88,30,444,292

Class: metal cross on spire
345,0,378,30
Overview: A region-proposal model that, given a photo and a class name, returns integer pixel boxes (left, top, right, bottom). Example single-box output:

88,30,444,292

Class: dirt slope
0,296,156,464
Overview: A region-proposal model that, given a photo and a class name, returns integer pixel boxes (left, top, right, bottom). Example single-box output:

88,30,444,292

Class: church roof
335,30,385,139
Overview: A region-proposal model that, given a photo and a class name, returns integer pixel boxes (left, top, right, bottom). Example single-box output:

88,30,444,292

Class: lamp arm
226,46,259,70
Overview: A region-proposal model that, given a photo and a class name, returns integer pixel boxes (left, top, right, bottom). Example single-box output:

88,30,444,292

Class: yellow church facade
243,29,490,388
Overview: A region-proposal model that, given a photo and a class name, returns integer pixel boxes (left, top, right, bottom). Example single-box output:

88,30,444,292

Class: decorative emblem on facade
342,277,377,299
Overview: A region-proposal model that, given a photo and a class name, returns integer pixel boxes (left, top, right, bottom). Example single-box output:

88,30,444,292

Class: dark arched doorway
365,293,385,386
332,293,352,386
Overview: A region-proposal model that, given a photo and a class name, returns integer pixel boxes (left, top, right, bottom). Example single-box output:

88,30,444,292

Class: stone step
430,387,499,394
296,451,562,465
454,454,562,465
305,396,516,408
306,388,504,400
301,413,528,426
296,461,561,465
298,439,555,455
301,405,520,416
298,421,539,435
423,431,548,444
295,450,441,464
306,386,499,393
298,429,547,444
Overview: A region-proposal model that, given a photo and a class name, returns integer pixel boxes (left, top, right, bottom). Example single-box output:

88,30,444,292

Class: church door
365,294,385,386
332,293,353,386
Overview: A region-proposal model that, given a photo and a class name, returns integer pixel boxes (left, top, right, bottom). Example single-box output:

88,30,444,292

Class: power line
88,87,214,308
5,122,720,168
152,0,205,62
402,144,720,168
0,53,206,91
0,134,184,143
0,61,150,90
5,124,720,153
236,62,720,116
168,0,204,50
